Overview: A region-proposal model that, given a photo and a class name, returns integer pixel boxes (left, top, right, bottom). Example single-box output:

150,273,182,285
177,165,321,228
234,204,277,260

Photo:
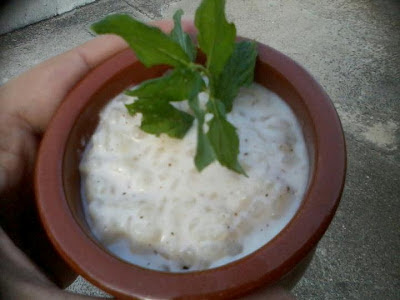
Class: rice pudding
79,83,309,272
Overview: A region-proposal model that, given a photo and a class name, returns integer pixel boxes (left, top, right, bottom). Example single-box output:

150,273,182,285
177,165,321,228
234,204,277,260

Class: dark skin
0,20,295,300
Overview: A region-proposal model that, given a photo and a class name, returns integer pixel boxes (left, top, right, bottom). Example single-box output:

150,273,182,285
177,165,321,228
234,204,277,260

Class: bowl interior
62,55,316,255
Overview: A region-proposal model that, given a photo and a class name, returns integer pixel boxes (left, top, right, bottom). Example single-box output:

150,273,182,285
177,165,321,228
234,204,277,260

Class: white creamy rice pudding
80,83,309,272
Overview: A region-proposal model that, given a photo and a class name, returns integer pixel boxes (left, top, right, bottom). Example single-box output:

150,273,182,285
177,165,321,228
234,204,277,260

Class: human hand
0,20,294,300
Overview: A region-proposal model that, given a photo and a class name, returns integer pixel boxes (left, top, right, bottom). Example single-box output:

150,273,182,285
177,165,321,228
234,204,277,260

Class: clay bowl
35,38,346,299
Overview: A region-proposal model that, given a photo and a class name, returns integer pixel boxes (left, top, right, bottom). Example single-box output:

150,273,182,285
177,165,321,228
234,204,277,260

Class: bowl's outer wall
35,42,346,299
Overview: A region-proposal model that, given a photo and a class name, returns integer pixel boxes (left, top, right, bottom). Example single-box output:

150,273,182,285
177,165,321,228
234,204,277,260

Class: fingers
0,226,104,299
0,227,56,294
181,18,197,35
0,114,37,193
150,19,175,32
151,18,196,35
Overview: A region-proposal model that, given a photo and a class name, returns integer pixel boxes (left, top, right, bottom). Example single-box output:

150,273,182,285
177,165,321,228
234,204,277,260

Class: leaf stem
189,63,211,78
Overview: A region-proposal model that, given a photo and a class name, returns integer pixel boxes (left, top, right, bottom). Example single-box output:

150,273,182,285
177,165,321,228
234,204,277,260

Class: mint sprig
195,0,236,79
170,9,197,62
91,0,257,175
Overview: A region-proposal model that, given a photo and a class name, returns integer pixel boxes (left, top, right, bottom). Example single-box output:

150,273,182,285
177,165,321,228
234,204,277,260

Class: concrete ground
1,0,399,299
0,0,96,34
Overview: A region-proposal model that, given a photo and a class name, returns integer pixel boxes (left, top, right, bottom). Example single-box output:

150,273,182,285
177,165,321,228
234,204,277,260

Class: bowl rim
35,40,346,299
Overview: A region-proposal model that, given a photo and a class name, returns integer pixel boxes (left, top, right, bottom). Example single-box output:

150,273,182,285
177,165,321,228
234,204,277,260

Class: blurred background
1,0,399,299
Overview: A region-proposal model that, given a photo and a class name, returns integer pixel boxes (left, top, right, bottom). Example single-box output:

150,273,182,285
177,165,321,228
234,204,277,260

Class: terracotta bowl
35,39,346,299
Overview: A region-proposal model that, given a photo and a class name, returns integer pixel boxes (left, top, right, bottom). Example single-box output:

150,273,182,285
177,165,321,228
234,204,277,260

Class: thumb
0,34,128,133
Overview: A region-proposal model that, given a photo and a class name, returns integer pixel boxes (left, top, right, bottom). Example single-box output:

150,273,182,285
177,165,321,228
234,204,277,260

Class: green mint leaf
91,14,190,68
188,96,215,171
125,99,193,139
215,41,257,112
170,9,197,62
125,69,204,139
195,0,236,78
126,68,204,102
206,98,247,175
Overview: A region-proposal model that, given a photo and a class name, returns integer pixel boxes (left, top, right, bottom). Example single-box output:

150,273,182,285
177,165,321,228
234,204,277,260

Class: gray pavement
0,0,96,35
1,0,399,299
